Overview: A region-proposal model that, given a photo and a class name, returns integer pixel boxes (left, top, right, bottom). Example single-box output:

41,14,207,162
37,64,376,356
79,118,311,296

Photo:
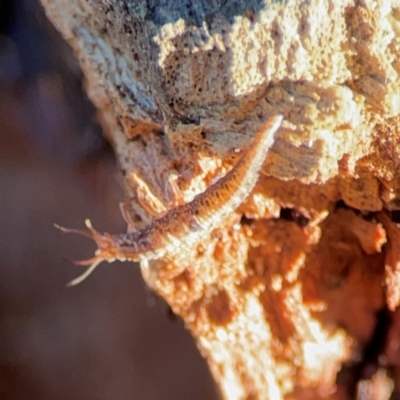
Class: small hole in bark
336,307,392,398
240,215,254,226
335,200,348,210
206,289,235,326
390,210,400,223
279,208,309,227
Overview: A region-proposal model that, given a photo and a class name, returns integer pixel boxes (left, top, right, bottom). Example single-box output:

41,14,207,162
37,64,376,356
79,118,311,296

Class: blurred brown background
0,1,218,398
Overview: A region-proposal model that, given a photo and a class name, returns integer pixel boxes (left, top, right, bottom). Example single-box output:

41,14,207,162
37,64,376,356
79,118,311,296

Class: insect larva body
56,115,283,286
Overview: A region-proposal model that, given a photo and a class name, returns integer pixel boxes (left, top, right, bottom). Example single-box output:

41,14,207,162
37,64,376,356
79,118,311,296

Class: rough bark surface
40,0,400,399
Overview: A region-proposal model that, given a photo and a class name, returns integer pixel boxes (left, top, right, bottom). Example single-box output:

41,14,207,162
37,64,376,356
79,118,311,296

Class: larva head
54,219,121,286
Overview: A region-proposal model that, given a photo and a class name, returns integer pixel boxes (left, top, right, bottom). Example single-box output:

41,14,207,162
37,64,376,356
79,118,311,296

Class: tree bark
39,0,400,398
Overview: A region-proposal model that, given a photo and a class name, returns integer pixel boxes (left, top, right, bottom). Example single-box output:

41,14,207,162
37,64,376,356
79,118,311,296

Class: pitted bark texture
40,1,400,399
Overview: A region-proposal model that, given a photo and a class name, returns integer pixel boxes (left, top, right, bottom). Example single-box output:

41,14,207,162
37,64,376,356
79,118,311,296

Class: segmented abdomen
116,115,283,260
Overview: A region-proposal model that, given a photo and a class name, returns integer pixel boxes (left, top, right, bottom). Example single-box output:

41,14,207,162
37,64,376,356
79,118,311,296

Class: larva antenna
67,258,103,287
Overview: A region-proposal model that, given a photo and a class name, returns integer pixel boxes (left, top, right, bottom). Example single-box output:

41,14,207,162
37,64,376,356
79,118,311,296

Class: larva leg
119,201,137,232
166,171,185,207
137,187,167,217
130,171,168,217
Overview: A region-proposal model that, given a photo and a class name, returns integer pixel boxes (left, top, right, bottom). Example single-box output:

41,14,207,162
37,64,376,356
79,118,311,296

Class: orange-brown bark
39,1,400,398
